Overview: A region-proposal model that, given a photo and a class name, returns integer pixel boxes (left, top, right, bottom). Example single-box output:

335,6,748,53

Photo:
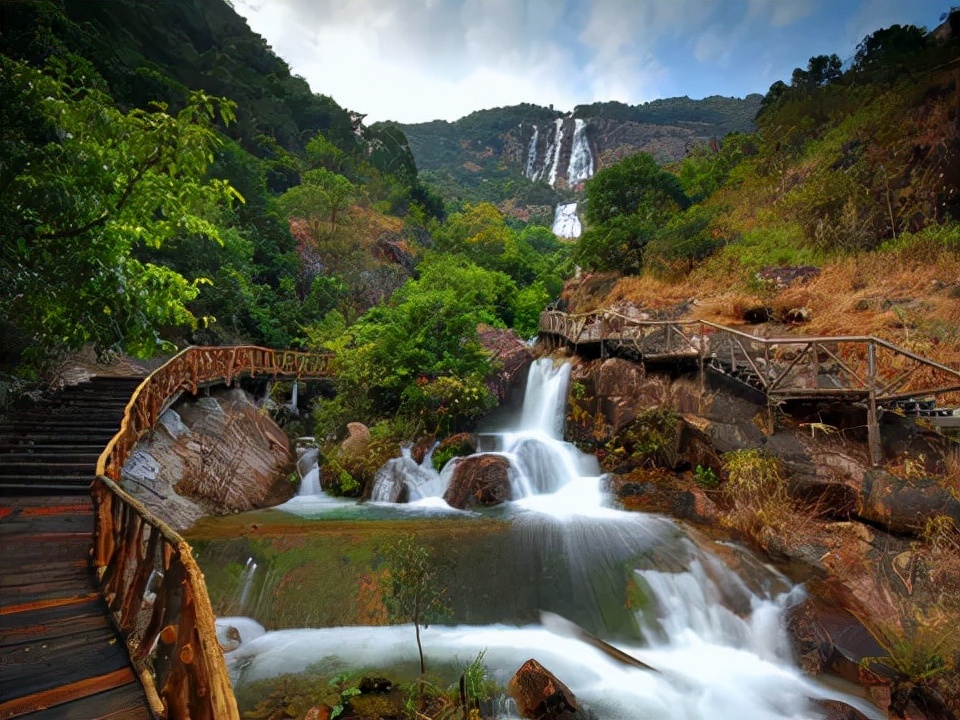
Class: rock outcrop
478,324,534,403
123,387,296,530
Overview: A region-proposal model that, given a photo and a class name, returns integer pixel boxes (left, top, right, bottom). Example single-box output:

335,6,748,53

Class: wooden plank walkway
0,378,151,719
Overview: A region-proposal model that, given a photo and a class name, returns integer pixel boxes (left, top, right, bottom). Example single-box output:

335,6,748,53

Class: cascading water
206,359,883,719
546,117,565,187
566,118,594,185
524,124,540,180
552,202,582,238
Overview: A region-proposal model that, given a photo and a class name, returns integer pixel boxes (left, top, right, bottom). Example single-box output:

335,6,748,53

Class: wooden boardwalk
0,377,152,719
540,310,960,463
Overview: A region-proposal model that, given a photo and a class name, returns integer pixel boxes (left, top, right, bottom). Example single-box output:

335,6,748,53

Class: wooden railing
93,346,333,720
540,310,960,403
541,310,960,465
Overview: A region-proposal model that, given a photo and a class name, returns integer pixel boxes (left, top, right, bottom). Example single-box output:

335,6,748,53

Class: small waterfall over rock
524,124,540,179
552,202,581,238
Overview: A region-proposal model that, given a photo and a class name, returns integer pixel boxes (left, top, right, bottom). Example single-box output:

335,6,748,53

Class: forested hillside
398,95,762,218
0,0,569,449
2,0,958,456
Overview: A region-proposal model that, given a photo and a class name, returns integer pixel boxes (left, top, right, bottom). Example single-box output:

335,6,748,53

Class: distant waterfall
547,117,565,187
523,117,594,189
552,202,582,238
525,125,540,179
567,119,594,185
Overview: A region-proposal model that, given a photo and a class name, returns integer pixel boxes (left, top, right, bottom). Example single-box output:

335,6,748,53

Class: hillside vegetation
568,19,960,370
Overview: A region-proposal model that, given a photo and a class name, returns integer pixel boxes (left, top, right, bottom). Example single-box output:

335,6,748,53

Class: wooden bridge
1,346,332,719
540,310,960,464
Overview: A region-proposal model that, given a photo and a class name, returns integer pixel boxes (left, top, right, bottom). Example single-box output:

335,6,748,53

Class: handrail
93,345,333,720
539,310,960,403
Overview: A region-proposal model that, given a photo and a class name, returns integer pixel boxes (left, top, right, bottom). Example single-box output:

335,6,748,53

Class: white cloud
229,0,946,123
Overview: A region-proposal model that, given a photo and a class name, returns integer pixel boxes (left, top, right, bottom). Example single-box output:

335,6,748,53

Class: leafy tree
277,167,356,234
853,24,928,81
583,152,689,226
574,213,655,273
791,54,843,93
645,205,723,273
379,534,450,686
314,254,509,437
0,57,240,362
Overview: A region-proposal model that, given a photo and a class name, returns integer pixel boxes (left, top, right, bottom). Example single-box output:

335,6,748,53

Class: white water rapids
220,359,882,720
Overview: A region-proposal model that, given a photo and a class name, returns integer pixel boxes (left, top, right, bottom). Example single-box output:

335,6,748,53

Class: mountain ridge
394,95,762,218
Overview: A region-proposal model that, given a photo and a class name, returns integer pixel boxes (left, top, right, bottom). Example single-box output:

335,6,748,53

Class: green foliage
328,674,363,719
0,56,240,362
430,435,477,472
278,168,356,234
379,534,451,677
694,465,719,490
720,449,792,542
602,409,679,470
575,153,690,274
584,153,690,226
319,254,505,435
512,281,551,338
574,213,655,273
645,205,724,274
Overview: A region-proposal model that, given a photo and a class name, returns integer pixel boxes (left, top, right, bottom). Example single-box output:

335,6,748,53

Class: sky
230,0,953,124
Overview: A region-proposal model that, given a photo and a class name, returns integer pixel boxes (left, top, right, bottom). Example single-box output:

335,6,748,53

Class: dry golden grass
591,244,960,368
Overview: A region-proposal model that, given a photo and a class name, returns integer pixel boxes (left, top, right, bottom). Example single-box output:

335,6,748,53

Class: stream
189,359,883,719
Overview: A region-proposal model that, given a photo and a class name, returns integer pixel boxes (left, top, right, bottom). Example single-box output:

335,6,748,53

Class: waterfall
547,117,565,187
552,202,582,238
524,124,540,180
237,557,257,612
212,358,886,720
566,118,594,185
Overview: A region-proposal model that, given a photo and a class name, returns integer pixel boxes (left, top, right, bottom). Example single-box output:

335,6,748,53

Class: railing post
867,341,882,467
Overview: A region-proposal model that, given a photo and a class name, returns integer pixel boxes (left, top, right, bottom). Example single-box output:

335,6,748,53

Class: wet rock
859,469,960,534
302,706,331,720
786,594,891,686
608,469,718,524
366,461,410,503
478,324,534,402
764,432,862,519
358,676,393,693
125,387,297,530
431,432,478,471
814,699,877,720
508,659,589,720
443,454,512,509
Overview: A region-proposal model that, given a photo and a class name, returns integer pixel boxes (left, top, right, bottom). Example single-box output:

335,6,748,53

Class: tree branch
37,148,162,240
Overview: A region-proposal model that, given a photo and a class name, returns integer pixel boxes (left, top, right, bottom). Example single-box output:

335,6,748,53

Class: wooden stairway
0,377,152,719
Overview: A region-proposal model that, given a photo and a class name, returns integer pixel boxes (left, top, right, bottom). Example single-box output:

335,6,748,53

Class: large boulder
443,454,512,509
123,387,297,530
859,469,960,534
340,422,371,458
507,659,587,720
478,324,534,403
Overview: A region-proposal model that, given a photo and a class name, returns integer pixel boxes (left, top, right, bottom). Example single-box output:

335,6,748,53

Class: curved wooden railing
92,346,333,720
